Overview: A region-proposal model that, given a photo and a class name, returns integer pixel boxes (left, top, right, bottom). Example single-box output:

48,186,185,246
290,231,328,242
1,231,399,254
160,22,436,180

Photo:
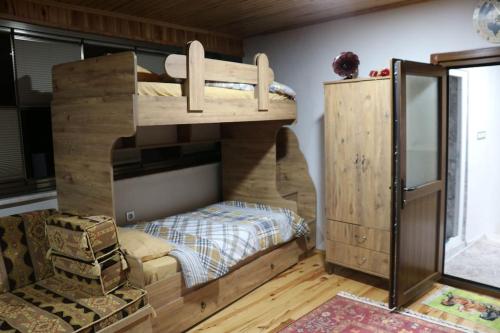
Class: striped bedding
125,201,308,288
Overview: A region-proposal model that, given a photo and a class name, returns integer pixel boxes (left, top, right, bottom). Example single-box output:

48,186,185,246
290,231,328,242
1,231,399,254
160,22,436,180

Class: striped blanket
127,201,308,288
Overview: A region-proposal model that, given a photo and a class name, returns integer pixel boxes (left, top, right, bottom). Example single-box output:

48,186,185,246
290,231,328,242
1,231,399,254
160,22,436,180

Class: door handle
400,179,416,209
403,186,417,192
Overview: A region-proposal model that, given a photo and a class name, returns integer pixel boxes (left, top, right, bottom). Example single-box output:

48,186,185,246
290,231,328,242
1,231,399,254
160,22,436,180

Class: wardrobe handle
354,234,367,243
355,256,367,266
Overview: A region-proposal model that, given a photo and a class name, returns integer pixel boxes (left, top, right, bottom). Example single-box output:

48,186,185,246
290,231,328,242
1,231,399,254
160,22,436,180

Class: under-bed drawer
326,242,389,278
326,220,390,254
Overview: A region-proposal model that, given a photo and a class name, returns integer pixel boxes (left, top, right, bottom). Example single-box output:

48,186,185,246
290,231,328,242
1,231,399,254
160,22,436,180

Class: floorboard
190,252,498,333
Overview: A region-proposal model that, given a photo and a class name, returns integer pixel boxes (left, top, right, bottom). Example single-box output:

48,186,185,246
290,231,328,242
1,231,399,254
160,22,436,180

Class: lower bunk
119,201,313,333
149,238,307,333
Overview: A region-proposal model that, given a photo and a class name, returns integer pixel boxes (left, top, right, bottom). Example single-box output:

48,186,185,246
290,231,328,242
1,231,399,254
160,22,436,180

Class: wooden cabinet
324,77,392,278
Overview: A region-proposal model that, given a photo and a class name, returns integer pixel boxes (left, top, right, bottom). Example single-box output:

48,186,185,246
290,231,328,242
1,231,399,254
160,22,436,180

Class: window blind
136,51,169,74
0,108,24,181
14,36,81,106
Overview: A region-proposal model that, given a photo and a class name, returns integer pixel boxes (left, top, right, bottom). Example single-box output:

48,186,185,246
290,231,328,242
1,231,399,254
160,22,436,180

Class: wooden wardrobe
324,61,448,309
324,77,392,279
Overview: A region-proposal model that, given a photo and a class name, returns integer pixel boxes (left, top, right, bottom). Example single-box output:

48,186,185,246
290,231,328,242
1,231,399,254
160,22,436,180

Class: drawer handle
355,256,367,266
354,234,367,243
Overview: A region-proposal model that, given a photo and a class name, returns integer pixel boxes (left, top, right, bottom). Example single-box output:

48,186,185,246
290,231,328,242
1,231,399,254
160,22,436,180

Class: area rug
424,286,500,331
279,292,472,333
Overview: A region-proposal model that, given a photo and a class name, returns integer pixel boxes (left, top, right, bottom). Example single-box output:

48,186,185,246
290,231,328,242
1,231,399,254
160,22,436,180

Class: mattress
126,201,308,288
137,82,292,101
142,255,180,285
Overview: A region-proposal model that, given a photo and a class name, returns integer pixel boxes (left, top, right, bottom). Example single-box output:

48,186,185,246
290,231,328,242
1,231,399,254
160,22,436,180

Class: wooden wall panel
0,0,243,57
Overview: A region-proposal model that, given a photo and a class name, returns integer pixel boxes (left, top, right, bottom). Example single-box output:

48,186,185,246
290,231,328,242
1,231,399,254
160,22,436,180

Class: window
83,41,132,58
14,35,81,107
0,31,15,106
0,25,233,199
0,30,24,193
20,107,54,179
136,50,170,73
0,34,81,198
0,108,24,182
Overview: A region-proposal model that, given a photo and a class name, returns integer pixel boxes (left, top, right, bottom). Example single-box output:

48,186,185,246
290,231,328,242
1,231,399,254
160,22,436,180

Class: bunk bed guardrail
164,40,274,112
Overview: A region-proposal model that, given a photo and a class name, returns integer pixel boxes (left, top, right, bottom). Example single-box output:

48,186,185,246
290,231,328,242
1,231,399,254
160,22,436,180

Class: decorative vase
332,52,360,79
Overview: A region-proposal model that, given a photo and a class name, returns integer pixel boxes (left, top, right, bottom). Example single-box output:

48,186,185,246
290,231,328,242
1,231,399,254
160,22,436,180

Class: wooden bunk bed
51,41,315,333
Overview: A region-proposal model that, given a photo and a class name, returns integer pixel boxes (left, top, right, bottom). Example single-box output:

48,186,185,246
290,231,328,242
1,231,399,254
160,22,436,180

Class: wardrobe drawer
326,220,390,254
326,220,351,243
326,242,389,278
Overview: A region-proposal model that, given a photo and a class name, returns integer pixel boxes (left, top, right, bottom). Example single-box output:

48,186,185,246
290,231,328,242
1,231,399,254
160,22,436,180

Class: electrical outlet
126,210,136,222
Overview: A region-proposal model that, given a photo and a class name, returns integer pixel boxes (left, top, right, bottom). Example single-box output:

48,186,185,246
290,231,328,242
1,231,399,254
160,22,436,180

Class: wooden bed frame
51,41,316,332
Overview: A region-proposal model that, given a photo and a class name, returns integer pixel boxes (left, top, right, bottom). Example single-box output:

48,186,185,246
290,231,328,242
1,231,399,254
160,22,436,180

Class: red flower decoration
380,68,390,76
333,52,360,79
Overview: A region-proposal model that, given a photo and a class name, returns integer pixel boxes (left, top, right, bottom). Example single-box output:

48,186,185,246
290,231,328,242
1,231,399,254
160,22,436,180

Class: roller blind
14,36,81,106
136,51,169,74
0,108,24,181
0,32,15,106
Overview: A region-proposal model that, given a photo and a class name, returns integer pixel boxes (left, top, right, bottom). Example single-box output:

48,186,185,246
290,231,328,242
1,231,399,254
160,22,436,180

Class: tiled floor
445,236,500,288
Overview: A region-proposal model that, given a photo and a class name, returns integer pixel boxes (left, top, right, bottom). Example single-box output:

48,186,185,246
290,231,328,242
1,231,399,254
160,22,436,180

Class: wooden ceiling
51,0,429,37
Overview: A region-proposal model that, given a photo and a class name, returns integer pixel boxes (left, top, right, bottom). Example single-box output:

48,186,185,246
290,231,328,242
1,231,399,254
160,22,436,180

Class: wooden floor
190,252,498,333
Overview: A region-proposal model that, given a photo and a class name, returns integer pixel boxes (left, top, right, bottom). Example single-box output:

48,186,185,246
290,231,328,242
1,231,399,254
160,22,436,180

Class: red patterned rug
279,292,471,333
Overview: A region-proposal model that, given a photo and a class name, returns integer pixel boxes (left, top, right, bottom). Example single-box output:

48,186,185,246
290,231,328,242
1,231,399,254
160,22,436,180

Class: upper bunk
51,40,296,127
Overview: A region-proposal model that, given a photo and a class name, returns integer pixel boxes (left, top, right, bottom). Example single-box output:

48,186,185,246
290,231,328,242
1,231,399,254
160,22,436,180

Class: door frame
431,47,500,299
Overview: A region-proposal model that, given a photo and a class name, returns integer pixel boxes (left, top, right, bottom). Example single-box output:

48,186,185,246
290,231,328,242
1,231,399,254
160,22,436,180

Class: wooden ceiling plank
0,0,243,56
210,0,420,36
21,0,430,38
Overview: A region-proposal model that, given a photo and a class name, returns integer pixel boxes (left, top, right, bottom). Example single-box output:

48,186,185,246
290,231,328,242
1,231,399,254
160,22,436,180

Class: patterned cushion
51,251,127,296
0,276,147,333
46,214,119,262
0,211,55,291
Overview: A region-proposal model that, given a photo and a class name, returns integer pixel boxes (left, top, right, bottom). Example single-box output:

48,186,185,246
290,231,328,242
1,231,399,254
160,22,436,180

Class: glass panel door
390,60,447,308
405,75,439,189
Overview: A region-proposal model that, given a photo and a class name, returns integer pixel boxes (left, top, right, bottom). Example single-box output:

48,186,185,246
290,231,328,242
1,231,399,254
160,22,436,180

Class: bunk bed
51,41,316,333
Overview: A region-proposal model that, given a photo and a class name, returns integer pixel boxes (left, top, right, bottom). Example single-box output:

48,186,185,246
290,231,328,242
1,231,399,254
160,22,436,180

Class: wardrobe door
325,80,391,229
354,79,392,230
390,60,447,308
325,82,361,225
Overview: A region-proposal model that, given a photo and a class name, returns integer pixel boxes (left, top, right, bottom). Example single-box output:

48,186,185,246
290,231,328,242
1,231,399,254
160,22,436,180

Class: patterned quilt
205,81,297,100
126,201,308,288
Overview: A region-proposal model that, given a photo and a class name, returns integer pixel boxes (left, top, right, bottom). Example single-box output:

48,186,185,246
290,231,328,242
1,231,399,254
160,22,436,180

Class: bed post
187,40,205,112
51,52,137,217
254,53,270,111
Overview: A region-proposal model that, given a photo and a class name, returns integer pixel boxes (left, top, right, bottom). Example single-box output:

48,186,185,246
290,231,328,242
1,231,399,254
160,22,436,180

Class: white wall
244,0,492,249
463,65,500,242
0,164,220,222
114,163,221,224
